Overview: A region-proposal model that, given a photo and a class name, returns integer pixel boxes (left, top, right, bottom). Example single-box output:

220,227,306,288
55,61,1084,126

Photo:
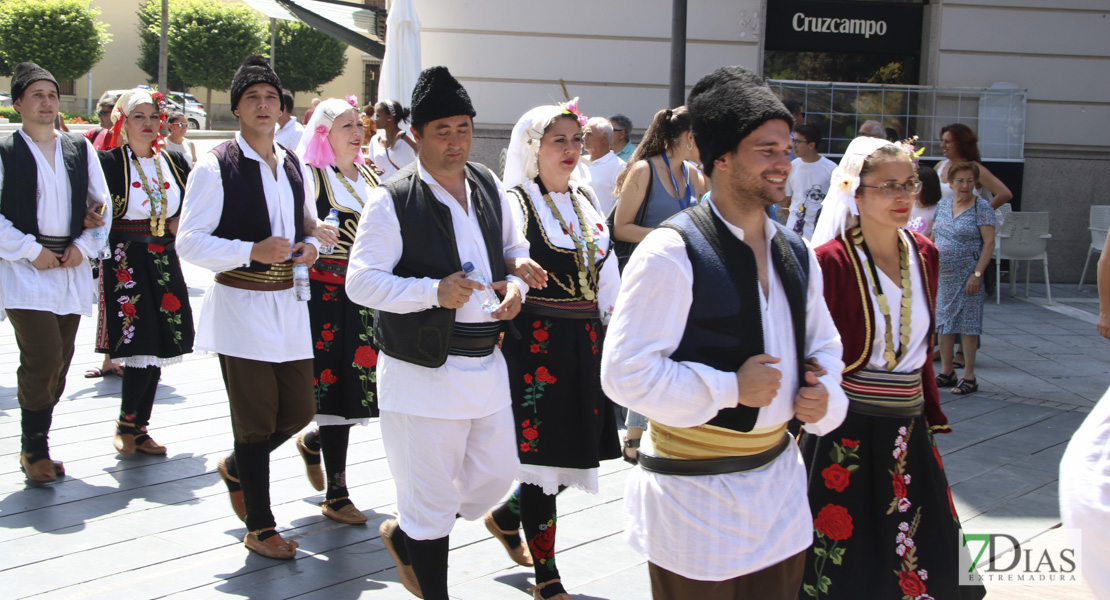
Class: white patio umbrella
377,0,422,109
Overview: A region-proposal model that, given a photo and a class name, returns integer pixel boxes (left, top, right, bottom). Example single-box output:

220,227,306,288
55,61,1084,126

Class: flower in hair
315,125,328,136
345,94,357,107
559,97,588,127
836,175,860,196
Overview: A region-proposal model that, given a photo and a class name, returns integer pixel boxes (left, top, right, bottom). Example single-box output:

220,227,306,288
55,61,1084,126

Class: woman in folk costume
800,137,984,599
95,88,194,455
484,101,622,600
291,97,382,525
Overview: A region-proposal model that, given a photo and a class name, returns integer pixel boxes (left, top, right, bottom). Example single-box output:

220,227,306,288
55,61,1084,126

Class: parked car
0,91,11,107
99,88,207,130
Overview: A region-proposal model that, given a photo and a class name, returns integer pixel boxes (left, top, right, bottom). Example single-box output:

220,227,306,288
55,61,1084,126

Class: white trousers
381,406,519,540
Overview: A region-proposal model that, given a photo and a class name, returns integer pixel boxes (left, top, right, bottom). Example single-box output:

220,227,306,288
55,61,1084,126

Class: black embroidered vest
0,131,88,241
99,146,190,220
306,163,380,260
662,202,810,432
373,161,506,368
209,140,305,273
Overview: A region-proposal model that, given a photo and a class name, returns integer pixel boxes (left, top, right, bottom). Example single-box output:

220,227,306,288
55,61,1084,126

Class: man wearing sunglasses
83,97,118,151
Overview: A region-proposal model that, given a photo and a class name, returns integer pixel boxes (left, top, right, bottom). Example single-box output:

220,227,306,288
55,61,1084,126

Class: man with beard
601,65,848,599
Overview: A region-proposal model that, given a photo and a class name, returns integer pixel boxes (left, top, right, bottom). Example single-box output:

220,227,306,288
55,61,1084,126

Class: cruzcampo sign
765,0,924,55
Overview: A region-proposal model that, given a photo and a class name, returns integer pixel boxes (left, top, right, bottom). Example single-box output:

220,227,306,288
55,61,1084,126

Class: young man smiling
0,62,111,482
177,55,320,560
346,66,530,600
602,66,848,599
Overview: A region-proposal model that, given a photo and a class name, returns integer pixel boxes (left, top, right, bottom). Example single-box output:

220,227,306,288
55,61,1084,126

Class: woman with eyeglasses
932,162,995,396
802,138,984,600
163,110,196,167
84,97,118,151
95,88,194,456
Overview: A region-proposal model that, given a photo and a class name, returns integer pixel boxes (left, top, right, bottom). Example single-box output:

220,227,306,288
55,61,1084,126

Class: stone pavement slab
0,267,1105,598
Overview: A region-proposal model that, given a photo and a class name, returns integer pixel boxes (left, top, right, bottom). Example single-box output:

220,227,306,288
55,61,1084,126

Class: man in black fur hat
0,62,111,482
601,66,848,598
346,66,531,600
177,54,320,560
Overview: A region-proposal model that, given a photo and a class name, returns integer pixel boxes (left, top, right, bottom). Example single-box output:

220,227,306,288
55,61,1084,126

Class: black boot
234,440,276,538
405,534,451,600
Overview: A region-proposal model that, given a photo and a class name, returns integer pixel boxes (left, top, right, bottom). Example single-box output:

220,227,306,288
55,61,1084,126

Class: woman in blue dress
932,161,995,395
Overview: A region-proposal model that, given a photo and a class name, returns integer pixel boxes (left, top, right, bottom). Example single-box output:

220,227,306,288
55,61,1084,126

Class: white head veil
503,100,587,191
295,97,361,168
810,136,900,246
111,88,158,146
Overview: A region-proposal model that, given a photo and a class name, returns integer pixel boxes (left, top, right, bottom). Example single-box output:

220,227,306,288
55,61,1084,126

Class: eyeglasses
791,138,812,146
97,109,110,116
859,180,923,196
613,128,625,133
169,122,188,128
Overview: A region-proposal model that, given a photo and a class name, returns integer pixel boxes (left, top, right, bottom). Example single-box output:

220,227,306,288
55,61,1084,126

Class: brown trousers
218,355,315,444
7,309,81,412
649,550,806,600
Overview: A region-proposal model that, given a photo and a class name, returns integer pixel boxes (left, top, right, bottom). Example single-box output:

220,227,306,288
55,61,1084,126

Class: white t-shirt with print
785,156,837,241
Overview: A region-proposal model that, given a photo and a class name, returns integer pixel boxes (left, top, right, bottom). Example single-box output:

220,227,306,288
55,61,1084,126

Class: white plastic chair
994,212,1052,305
1077,206,1110,291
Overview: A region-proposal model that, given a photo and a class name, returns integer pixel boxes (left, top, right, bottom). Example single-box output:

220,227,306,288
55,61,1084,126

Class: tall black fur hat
11,62,58,101
410,66,475,128
230,54,282,112
687,66,793,176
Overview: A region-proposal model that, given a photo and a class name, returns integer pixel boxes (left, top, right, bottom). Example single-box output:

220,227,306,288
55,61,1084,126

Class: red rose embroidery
147,243,165,253
533,321,541,328
321,330,335,341
596,222,604,231
353,345,378,369
163,181,170,189
530,527,556,557
315,341,324,349
322,293,331,301
520,443,530,453
313,378,319,386
898,571,927,596
320,368,338,385
325,285,338,292
535,366,556,384
323,323,331,329
121,302,137,317
522,427,538,441
523,373,533,384
116,269,132,283
530,343,541,353
533,329,549,342
813,504,853,541
161,293,181,312
521,420,530,428
821,463,851,492
132,182,141,188
892,473,908,499
841,438,859,449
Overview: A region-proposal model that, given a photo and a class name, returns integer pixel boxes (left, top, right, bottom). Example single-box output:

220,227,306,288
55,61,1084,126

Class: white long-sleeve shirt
601,200,848,581
345,160,530,420
0,130,110,317
176,133,319,362
583,150,625,217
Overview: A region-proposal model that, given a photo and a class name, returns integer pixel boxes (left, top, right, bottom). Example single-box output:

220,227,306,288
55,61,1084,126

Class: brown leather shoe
135,435,167,455
244,529,298,560
296,433,325,491
484,511,533,567
217,457,246,521
379,519,423,598
529,579,571,600
322,499,368,525
114,422,136,455
20,453,57,482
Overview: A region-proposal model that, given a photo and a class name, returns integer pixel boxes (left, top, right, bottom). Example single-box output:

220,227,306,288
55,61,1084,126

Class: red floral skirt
306,274,379,420
798,410,986,599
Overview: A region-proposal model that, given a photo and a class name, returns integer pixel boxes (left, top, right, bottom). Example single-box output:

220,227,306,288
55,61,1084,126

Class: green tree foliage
166,0,266,93
0,0,111,81
272,20,348,95
136,0,188,89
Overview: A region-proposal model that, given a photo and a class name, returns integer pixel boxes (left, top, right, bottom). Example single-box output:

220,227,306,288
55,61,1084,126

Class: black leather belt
312,260,347,276
847,400,924,418
447,322,502,358
637,432,793,476
111,231,175,250
522,303,599,320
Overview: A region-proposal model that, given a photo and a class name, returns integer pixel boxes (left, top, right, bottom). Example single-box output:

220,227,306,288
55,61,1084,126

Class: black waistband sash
637,432,792,476
448,321,503,358
842,368,924,418
35,234,70,254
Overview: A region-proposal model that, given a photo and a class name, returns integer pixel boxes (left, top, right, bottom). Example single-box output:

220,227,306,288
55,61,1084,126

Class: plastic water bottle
462,261,500,313
292,253,310,302
320,208,340,255
94,225,111,260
